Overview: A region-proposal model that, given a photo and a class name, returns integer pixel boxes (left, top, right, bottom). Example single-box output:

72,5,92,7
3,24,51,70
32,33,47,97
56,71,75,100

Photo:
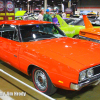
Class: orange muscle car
79,15,100,43
1,20,100,95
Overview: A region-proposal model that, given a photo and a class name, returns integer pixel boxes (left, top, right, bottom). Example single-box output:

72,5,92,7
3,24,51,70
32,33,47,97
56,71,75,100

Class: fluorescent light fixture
37,5,41,6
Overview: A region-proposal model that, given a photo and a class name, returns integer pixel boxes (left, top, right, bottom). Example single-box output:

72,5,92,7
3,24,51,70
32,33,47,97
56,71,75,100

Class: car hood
27,37,100,70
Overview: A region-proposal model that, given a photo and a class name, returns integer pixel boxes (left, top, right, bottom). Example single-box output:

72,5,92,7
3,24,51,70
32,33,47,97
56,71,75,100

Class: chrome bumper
79,36,100,43
70,74,100,90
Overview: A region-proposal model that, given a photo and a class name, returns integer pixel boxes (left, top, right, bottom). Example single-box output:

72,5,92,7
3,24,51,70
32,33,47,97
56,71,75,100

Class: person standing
62,12,66,18
38,10,44,21
43,9,52,22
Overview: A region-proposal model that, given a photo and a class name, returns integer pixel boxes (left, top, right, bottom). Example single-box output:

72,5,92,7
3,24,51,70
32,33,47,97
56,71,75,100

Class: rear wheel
32,67,57,95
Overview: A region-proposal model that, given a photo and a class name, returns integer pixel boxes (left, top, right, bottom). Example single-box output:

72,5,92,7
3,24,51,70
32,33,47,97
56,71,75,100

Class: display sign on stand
5,0,15,20
0,0,5,20
0,0,15,21
66,8,72,18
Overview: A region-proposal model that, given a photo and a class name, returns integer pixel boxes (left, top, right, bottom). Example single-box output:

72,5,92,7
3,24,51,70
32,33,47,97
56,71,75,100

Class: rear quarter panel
60,25,84,38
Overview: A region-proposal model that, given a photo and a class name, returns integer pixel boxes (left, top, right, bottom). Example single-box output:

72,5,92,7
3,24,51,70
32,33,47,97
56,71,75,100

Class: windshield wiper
34,37,57,41
28,40,35,42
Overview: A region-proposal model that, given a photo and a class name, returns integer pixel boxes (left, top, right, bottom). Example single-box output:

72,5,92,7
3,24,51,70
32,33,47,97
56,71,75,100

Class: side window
1,24,19,41
2,31,14,40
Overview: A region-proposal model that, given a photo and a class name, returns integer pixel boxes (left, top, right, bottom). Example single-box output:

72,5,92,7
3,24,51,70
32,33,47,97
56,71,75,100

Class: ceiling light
37,5,41,6
58,4,61,5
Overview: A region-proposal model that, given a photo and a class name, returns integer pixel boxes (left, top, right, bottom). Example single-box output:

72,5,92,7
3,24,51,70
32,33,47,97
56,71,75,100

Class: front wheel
32,67,57,95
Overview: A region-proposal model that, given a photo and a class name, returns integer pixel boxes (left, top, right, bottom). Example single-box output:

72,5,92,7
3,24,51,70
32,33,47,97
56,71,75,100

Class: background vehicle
79,15,100,43
15,11,38,20
56,15,85,38
56,15,100,38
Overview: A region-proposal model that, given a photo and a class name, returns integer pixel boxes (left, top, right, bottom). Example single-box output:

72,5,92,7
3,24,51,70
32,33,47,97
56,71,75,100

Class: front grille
93,65,100,75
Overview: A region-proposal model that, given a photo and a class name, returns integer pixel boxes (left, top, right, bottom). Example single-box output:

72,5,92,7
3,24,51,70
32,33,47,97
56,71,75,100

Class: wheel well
28,65,47,76
28,64,56,89
28,65,37,76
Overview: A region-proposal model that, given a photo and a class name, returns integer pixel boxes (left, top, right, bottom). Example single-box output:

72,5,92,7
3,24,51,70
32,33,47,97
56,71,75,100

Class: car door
1,24,21,69
0,25,9,62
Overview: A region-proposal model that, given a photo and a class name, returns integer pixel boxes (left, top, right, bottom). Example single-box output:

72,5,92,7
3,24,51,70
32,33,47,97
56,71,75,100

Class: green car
15,11,26,20
56,15,100,38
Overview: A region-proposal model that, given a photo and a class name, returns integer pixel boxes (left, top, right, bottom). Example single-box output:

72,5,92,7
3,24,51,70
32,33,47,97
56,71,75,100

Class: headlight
87,68,94,78
79,70,86,81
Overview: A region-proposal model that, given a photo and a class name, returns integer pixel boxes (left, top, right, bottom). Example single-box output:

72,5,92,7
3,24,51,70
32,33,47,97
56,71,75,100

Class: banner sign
0,0,5,20
5,0,15,20
0,0,15,21
65,8,72,14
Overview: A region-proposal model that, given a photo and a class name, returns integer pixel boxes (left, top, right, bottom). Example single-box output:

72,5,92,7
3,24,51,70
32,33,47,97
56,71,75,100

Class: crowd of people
38,9,53,22
38,9,74,22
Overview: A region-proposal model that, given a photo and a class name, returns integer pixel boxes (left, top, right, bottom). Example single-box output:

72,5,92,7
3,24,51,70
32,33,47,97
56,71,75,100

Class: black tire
32,67,57,95
73,35,79,39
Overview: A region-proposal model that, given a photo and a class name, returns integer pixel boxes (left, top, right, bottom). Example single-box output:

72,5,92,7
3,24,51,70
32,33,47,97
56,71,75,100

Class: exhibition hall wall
77,0,100,13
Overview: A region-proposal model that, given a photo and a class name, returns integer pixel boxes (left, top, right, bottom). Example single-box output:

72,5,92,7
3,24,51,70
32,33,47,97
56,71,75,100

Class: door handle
14,55,17,57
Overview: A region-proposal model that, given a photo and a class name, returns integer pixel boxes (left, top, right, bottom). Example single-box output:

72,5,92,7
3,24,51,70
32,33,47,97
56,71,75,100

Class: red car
0,20,100,95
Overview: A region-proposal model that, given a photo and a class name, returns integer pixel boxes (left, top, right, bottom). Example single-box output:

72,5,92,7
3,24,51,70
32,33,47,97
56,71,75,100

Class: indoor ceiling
14,0,78,7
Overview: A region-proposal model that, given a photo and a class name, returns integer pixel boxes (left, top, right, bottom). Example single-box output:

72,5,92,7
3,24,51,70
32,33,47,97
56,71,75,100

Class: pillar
44,0,47,14
61,3,64,12
68,0,71,8
27,1,29,14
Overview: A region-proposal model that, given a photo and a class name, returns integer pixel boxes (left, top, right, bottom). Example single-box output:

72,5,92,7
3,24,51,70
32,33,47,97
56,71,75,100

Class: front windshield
20,24,66,42
67,19,81,25
63,18,81,25
90,20,100,26
64,19,76,24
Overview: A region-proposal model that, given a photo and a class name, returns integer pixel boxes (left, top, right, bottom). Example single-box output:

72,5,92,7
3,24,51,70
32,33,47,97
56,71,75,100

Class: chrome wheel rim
34,70,47,91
